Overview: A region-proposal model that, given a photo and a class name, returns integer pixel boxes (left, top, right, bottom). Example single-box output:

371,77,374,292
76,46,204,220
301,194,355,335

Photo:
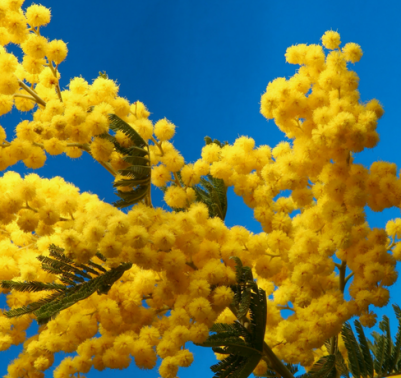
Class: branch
18,80,46,107
47,62,63,102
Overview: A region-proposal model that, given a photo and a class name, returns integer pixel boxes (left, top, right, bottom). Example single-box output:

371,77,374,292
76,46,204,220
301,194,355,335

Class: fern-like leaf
197,257,267,378
1,245,133,325
389,304,401,373
108,114,147,148
341,322,363,378
354,320,374,378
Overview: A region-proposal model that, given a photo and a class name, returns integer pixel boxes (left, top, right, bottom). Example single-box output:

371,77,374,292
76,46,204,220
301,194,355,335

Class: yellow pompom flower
321,30,341,50
164,185,188,209
43,137,65,155
0,124,5,143
133,118,153,140
0,73,18,95
90,137,114,162
152,228,176,251
33,356,52,371
25,4,51,27
22,34,48,59
342,42,363,63
173,349,194,367
159,356,179,378
14,91,36,112
90,77,119,101
17,209,39,232
128,225,149,248
201,143,221,163
359,311,377,328
38,66,59,88
194,159,210,176
285,44,308,65
162,150,185,172
65,146,83,158
132,340,157,369
212,286,234,307
0,94,13,115
69,77,89,94
0,27,11,46
22,146,46,169
365,99,384,119
151,164,171,187
181,163,201,186
0,53,18,73
154,118,176,141
188,297,212,322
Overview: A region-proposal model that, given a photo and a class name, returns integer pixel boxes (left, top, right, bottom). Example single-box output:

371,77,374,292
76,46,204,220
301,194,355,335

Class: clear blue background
1,0,401,377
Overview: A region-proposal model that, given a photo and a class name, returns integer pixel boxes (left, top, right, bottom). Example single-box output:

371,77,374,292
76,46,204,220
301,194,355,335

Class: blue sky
2,0,401,377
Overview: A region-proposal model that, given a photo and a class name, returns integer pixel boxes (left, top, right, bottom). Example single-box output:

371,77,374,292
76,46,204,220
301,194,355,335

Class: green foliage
193,174,228,220
196,257,267,378
1,244,132,325
190,137,228,220
98,71,109,79
98,114,151,208
303,304,401,378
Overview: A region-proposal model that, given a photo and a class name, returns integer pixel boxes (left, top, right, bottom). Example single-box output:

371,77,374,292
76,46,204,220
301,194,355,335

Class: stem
277,305,295,312
47,62,63,102
339,260,347,293
18,80,46,107
150,136,164,156
173,172,182,188
330,260,348,355
344,272,354,286
185,261,198,270
262,342,295,378
13,94,37,102
387,240,396,250
69,142,118,177
228,305,295,378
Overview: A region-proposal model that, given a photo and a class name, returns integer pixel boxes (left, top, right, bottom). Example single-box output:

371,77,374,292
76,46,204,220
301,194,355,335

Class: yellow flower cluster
0,171,241,377
0,2,399,377
0,0,185,196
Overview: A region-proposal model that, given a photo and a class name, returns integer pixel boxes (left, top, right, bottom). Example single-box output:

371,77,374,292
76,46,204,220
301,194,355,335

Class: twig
47,62,63,102
18,80,46,107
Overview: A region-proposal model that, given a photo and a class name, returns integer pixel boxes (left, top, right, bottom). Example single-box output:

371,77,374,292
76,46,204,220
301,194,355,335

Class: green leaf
196,257,268,378
193,174,227,220
379,315,392,374
372,334,386,376
237,288,251,320
308,355,336,378
2,245,133,325
341,322,363,378
211,323,238,334
108,114,147,148
204,136,213,145
354,320,374,378
1,281,66,293
98,71,108,79
113,185,149,208
389,304,401,373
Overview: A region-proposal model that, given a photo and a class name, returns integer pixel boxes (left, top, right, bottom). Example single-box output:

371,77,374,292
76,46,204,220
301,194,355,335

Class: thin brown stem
47,62,63,102
68,142,118,177
150,136,164,156
344,272,354,286
277,305,295,312
18,80,46,107
13,94,37,102
186,261,198,271
173,172,182,188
